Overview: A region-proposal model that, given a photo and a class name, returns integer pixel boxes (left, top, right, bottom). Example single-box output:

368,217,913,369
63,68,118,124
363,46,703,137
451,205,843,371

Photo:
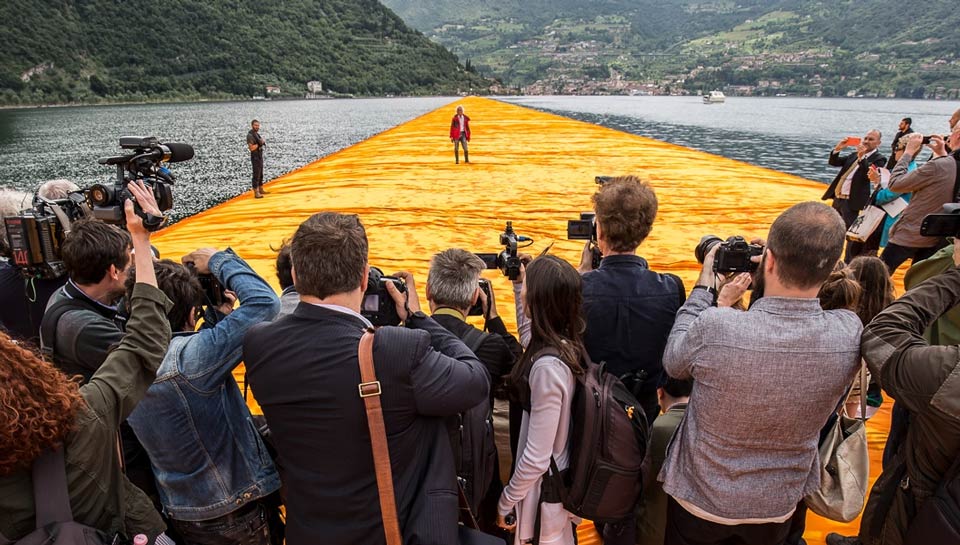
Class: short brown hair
767,202,846,290
592,175,658,252
275,241,294,290
291,212,368,298
62,218,131,284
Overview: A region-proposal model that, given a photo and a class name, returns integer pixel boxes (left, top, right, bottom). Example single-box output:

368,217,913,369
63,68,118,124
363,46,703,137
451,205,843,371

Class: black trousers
251,154,264,189
880,242,941,274
832,198,858,229
665,497,792,545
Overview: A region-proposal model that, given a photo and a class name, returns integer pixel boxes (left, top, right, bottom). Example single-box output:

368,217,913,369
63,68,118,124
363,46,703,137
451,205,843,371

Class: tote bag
846,205,886,243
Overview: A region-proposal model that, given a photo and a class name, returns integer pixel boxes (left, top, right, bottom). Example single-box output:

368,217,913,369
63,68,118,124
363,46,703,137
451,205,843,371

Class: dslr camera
184,262,228,308
3,192,91,279
696,235,764,274
89,136,194,229
467,278,492,317
475,221,529,281
362,266,407,326
920,203,960,237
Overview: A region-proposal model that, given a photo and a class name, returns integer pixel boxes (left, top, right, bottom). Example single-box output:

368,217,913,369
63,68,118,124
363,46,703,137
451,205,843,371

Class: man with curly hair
0,183,176,545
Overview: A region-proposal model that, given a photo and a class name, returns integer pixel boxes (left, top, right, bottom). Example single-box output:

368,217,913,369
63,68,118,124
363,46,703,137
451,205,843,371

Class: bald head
767,202,846,290
863,129,881,152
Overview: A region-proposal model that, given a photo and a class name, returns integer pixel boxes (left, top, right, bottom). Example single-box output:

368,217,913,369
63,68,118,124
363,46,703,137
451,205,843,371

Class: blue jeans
170,502,271,545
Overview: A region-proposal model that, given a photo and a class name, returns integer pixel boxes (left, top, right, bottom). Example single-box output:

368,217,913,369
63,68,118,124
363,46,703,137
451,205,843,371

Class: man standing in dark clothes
247,119,267,198
887,118,914,170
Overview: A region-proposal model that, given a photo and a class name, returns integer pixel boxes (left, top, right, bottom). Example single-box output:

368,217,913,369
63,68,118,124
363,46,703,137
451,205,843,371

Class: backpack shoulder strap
952,152,960,202
39,295,88,359
32,446,73,527
459,326,488,355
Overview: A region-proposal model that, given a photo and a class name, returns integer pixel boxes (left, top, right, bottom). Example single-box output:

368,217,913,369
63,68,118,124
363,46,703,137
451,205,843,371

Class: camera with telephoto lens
362,266,407,326
474,221,530,281
88,136,194,230
920,203,960,237
467,278,492,317
3,192,92,279
696,235,764,274
567,211,602,270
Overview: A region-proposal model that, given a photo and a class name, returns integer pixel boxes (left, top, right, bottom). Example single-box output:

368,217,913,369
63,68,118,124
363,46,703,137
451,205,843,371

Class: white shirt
839,149,877,198
458,114,466,133
305,301,373,328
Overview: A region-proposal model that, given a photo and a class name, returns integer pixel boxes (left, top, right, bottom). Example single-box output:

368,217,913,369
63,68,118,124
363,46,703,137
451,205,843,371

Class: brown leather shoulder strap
358,330,402,545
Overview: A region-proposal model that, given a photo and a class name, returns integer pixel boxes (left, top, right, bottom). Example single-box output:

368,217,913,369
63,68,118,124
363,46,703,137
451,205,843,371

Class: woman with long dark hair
497,255,584,544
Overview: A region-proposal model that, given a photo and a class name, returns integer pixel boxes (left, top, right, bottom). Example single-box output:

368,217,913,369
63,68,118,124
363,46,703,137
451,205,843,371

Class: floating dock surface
153,96,890,545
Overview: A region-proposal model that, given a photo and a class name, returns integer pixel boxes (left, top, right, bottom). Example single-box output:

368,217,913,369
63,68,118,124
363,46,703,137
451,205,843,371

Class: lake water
1,96,958,221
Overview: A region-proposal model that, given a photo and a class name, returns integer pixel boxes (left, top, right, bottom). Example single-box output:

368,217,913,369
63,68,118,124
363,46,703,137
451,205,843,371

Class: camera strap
952,152,960,203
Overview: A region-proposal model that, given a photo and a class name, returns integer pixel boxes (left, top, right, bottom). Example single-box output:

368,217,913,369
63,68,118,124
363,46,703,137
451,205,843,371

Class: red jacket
450,114,471,141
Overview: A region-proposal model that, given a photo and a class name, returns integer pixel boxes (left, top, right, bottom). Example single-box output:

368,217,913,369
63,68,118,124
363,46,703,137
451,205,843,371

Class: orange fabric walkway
152,96,894,544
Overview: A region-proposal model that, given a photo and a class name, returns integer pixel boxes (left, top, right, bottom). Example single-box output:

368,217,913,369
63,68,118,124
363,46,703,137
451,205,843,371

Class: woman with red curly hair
0,187,175,545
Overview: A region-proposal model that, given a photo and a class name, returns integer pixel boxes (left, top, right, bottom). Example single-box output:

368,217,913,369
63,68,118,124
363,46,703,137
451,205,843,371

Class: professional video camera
475,221,532,281
3,193,91,279
920,203,960,237
567,212,602,270
467,278,492,317
89,136,194,229
362,266,407,326
695,235,764,274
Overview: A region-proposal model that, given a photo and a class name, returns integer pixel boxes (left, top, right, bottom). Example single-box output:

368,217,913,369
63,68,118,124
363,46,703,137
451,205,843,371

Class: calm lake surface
1,96,958,221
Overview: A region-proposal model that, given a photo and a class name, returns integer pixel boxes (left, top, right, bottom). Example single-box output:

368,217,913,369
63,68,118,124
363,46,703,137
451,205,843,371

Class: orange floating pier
152,96,891,544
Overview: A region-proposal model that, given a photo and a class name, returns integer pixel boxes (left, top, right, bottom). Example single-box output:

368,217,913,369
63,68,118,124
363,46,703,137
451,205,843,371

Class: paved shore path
153,96,893,545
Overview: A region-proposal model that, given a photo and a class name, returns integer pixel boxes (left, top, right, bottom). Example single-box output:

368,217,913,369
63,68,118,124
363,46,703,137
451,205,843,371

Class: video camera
3,136,193,280
90,136,193,228
475,221,531,281
920,203,960,237
3,193,91,279
362,266,407,326
695,235,764,274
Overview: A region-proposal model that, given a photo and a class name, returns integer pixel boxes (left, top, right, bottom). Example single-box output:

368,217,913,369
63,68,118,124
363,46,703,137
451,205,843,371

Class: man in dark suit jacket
822,129,886,229
243,212,490,545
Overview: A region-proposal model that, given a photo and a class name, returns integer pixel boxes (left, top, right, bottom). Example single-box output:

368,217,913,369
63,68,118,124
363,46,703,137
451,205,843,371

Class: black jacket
582,254,685,391
431,313,521,392
887,128,914,169
0,263,64,347
244,304,489,545
823,149,888,213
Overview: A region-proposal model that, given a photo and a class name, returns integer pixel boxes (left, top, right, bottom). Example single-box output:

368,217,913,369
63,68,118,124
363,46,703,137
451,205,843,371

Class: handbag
846,205,886,242
804,361,870,522
357,330,505,545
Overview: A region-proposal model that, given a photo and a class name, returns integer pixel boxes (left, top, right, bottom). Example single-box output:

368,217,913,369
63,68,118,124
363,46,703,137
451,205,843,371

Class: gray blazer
658,288,862,521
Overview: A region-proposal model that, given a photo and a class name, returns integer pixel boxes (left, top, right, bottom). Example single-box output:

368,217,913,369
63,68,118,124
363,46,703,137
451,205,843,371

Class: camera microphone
149,142,195,163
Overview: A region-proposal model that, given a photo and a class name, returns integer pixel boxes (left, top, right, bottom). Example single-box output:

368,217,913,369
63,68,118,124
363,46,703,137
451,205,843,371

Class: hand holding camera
386,271,421,322
182,248,218,275
124,180,162,238
718,273,752,308
904,132,925,157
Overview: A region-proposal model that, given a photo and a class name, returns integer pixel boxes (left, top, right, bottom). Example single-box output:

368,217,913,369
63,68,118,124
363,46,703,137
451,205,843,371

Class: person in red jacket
450,105,471,164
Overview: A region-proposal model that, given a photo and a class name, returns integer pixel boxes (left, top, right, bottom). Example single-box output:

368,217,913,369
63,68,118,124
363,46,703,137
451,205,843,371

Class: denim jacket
127,249,281,521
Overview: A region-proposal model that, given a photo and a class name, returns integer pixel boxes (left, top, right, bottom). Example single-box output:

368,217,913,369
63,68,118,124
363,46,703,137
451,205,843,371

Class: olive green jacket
860,266,960,545
0,283,173,542
903,243,960,346
637,403,687,545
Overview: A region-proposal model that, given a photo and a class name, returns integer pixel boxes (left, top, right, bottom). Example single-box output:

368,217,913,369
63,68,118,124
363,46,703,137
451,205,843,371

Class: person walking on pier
247,119,268,198
450,105,471,164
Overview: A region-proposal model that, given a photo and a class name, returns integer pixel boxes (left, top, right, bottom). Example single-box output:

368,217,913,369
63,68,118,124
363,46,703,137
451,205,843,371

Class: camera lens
88,183,114,206
695,235,723,264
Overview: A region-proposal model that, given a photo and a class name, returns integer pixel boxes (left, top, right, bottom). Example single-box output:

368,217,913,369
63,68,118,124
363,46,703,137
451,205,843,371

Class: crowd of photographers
2,112,960,545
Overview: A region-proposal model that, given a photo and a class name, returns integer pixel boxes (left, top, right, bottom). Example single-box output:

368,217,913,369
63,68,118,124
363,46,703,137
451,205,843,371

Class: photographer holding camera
659,202,862,545
123,244,281,545
425,248,523,533
879,125,960,273
243,212,489,545
1,188,175,545
575,175,684,545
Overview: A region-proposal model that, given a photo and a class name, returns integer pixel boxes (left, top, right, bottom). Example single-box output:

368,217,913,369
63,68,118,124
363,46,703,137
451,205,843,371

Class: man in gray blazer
243,212,490,545
659,201,863,545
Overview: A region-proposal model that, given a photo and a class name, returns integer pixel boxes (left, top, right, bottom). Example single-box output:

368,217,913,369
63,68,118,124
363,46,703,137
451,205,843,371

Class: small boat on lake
703,90,726,104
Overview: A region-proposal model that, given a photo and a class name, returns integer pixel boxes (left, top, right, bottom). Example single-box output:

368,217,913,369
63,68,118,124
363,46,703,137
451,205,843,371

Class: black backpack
538,348,650,523
0,447,113,545
451,327,499,516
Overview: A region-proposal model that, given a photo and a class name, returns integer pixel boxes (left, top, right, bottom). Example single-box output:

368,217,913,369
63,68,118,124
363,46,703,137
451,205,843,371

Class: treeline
1,0,490,106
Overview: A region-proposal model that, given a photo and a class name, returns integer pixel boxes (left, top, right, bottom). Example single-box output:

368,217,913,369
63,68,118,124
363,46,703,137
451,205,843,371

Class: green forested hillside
0,0,489,105
382,0,960,98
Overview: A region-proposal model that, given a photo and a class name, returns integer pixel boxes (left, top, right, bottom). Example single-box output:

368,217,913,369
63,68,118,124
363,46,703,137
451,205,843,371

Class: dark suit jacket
431,313,521,391
887,128,913,169
823,149,888,213
243,304,489,545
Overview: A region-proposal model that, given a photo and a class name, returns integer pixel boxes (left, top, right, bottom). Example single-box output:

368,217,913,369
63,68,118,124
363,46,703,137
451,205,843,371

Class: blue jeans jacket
128,249,281,521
